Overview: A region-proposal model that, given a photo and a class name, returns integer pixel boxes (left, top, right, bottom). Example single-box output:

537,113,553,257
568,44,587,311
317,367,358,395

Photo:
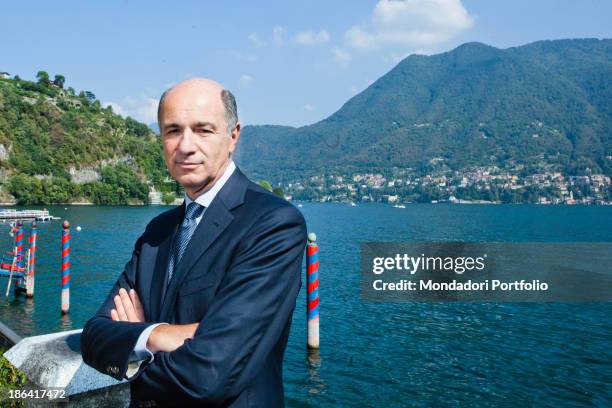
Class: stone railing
3,329,129,407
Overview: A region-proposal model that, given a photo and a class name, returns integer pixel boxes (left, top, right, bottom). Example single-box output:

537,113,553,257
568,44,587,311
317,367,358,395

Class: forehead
160,87,225,124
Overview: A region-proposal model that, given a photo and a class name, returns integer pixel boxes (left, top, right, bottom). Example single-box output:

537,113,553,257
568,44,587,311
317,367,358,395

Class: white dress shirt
130,160,237,362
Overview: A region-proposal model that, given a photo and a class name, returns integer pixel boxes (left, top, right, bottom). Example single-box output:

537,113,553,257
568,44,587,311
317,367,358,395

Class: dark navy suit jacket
81,167,307,407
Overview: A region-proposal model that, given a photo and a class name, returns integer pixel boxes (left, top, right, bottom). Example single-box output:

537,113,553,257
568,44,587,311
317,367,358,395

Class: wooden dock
0,209,58,222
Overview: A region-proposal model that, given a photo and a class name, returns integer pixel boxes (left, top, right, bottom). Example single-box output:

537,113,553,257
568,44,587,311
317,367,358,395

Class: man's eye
196,128,212,134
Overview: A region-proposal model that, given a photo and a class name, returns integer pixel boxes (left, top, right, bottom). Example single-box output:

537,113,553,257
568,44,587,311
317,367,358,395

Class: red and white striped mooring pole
26,221,38,298
306,232,320,349
61,220,71,314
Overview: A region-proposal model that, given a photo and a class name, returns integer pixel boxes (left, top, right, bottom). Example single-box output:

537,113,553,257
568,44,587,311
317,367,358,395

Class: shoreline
0,201,610,207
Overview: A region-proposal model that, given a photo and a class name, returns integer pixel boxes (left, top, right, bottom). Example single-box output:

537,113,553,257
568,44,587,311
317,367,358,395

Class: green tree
36,70,50,85
53,74,65,88
84,91,96,103
126,117,151,137
8,174,44,204
162,192,175,204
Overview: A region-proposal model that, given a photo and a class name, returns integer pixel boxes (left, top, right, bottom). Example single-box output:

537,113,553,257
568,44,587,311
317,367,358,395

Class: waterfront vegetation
0,72,173,205
0,349,26,407
7,164,151,205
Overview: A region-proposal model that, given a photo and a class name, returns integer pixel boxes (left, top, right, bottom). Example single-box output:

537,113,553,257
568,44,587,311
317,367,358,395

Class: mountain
0,74,174,205
235,39,612,181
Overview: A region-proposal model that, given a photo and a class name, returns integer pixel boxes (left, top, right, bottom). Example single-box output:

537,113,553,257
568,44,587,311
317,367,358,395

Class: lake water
0,203,610,407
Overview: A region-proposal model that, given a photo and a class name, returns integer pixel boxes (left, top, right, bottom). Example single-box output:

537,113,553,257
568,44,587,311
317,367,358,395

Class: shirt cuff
129,323,168,362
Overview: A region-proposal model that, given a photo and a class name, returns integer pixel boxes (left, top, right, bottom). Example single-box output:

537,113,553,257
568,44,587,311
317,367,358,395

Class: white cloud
103,95,159,124
303,103,315,111
345,26,376,49
124,96,138,106
295,29,330,45
332,47,352,68
248,33,265,48
137,98,159,124
345,0,474,50
103,101,127,117
240,74,254,86
273,26,287,46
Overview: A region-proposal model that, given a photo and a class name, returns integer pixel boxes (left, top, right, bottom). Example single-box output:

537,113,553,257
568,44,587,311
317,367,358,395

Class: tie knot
184,202,205,220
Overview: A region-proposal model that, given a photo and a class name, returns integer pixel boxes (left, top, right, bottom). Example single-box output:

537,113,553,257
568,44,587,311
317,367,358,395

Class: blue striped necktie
167,202,205,284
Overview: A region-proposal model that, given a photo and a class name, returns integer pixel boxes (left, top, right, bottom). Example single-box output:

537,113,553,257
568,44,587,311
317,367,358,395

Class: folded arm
80,236,157,379
132,205,306,405
110,289,195,359
81,234,202,380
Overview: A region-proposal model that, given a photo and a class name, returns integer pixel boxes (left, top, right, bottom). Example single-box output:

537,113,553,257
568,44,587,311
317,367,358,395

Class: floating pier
0,208,58,222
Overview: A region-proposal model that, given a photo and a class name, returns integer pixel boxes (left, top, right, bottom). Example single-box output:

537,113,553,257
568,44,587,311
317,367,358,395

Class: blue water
0,203,610,407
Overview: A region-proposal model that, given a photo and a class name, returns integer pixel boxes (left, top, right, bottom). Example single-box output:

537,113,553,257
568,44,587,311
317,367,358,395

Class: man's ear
229,122,241,154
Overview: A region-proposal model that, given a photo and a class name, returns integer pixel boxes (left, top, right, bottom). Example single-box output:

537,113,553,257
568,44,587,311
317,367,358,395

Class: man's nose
177,129,197,154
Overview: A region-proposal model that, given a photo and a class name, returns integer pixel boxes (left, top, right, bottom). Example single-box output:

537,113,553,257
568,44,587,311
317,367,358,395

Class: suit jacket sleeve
80,234,154,380
131,204,307,405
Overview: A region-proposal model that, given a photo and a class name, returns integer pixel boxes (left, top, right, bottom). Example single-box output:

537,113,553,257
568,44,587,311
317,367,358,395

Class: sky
1,0,611,128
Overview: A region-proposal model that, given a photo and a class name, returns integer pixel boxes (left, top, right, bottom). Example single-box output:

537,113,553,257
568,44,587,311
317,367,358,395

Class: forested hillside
0,72,176,204
236,39,612,181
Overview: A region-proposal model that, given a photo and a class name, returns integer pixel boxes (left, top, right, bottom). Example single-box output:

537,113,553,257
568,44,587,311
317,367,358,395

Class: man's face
159,83,239,198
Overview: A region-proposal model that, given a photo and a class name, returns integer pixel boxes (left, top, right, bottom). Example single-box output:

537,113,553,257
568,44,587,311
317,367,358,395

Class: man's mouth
177,162,202,169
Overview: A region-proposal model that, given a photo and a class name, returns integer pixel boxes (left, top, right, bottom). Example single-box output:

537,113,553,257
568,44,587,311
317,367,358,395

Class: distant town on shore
282,164,612,205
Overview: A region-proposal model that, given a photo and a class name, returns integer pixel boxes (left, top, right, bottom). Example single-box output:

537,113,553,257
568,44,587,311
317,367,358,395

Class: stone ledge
4,329,129,407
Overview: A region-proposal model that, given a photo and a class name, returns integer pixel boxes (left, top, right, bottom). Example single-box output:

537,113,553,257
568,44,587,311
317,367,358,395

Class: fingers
130,289,145,321
114,293,129,321
111,288,146,322
120,288,140,322
129,288,139,307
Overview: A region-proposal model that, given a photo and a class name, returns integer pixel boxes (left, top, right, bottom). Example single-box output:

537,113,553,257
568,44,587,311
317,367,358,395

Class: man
81,78,307,407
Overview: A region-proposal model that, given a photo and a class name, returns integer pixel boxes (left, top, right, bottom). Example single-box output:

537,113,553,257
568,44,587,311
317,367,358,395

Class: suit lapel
149,206,183,321
159,167,250,321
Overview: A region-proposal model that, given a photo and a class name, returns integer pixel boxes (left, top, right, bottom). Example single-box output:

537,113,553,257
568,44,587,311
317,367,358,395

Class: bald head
158,78,238,134
158,77,241,198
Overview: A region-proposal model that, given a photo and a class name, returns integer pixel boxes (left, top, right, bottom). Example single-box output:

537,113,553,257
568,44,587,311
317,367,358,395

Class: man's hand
110,287,199,353
147,323,199,353
111,288,145,322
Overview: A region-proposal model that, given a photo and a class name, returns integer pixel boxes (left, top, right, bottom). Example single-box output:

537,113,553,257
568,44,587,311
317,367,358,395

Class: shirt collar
183,160,236,208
